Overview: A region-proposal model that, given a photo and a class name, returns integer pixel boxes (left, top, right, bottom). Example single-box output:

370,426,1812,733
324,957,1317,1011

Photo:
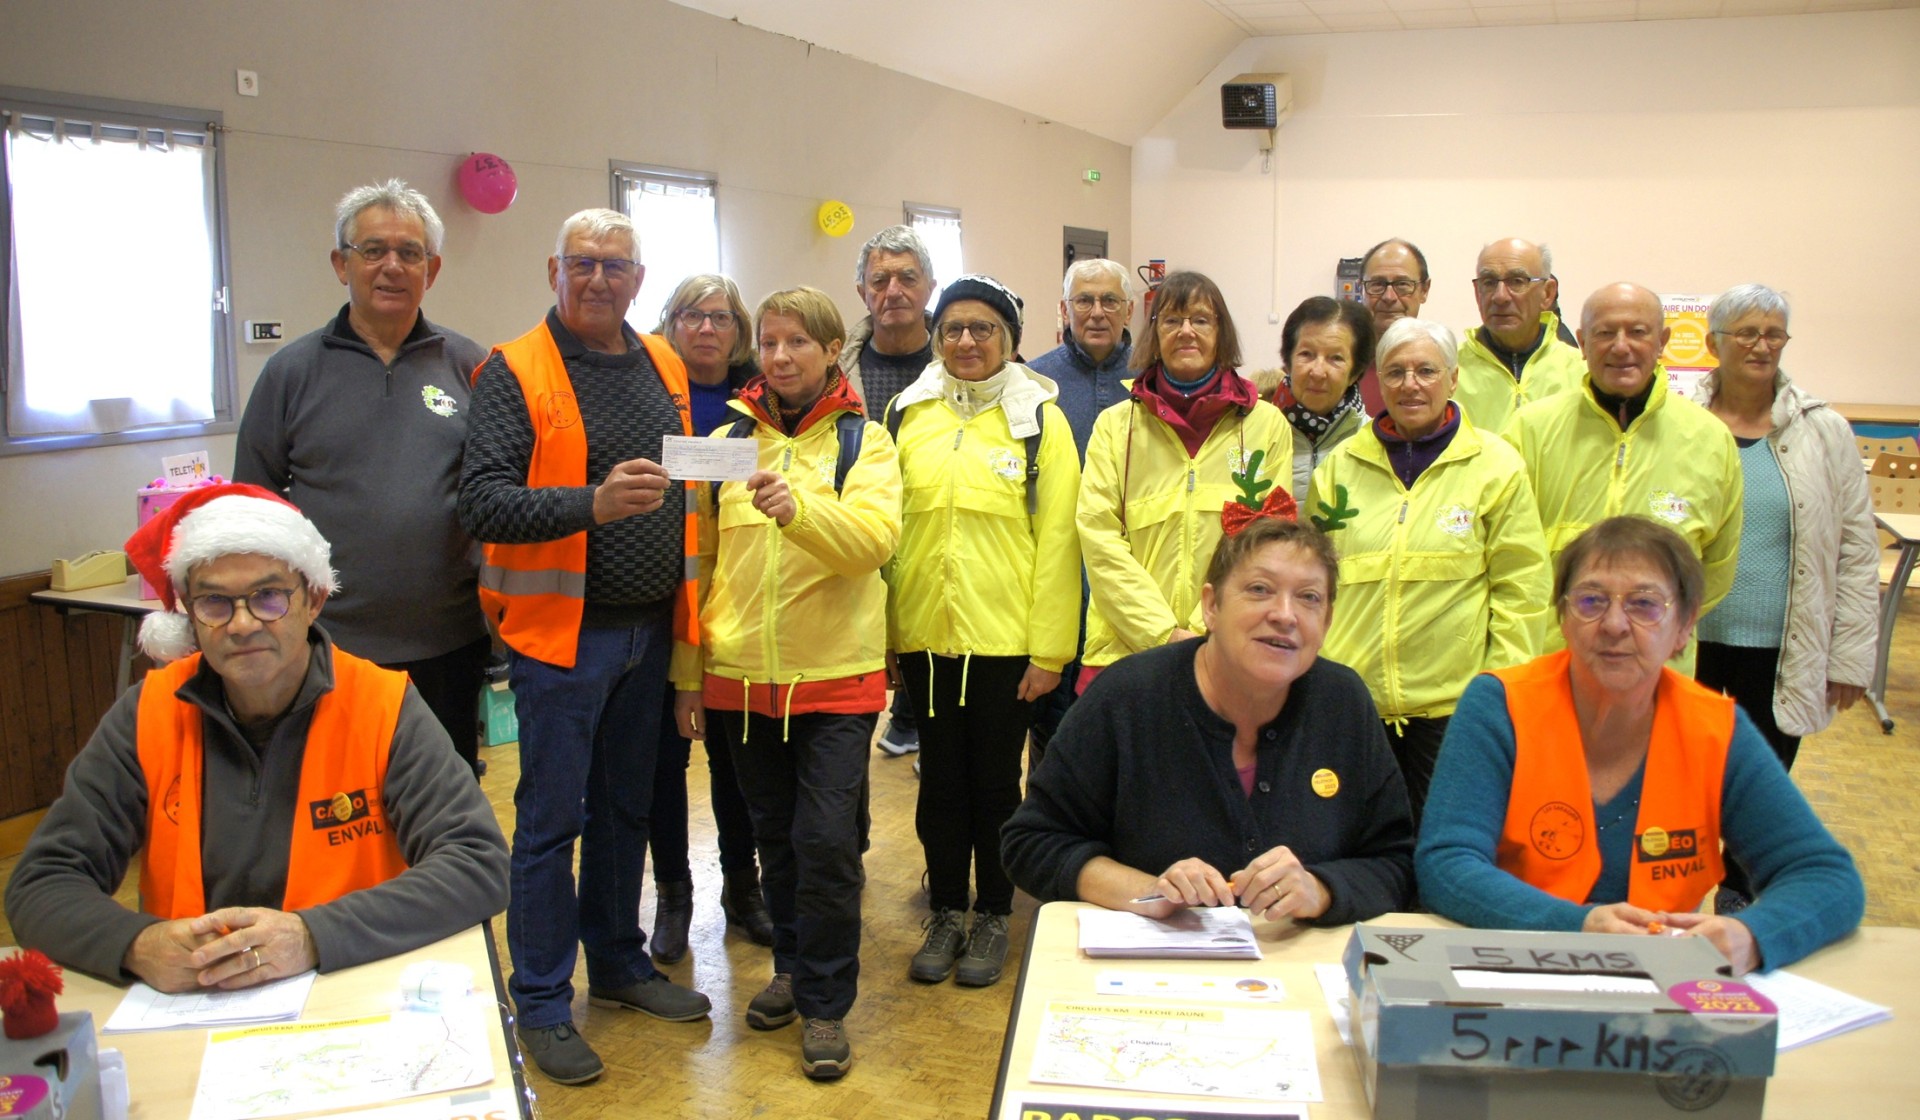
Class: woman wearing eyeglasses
1417,517,1863,973
1306,318,1550,827
884,275,1081,991
1076,270,1293,695
637,275,775,967
1269,296,1376,498
1689,284,1878,914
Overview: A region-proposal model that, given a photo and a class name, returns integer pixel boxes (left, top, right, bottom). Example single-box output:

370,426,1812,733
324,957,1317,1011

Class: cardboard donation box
1343,925,1776,1119
0,1010,103,1120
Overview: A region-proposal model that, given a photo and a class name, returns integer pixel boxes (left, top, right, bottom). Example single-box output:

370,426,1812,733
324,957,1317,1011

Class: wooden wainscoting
0,572,126,820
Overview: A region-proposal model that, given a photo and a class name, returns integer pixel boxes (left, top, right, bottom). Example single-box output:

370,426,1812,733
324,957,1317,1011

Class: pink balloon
458,153,517,214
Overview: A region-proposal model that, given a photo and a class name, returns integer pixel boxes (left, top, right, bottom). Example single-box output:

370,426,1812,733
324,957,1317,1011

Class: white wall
1132,10,1920,390
0,0,1131,577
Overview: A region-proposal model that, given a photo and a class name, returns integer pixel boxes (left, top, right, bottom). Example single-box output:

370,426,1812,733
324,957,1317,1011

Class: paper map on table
1030,1000,1322,1102
189,1011,492,1120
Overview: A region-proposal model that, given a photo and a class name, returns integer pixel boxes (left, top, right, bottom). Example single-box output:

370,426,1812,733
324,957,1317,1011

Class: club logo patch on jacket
1436,504,1476,538
307,787,387,845
1648,490,1690,524
421,384,458,417
987,447,1026,482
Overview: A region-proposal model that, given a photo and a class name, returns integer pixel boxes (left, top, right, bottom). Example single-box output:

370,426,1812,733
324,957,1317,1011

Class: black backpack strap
883,396,905,443
1022,407,1044,517
833,412,865,496
708,415,759,504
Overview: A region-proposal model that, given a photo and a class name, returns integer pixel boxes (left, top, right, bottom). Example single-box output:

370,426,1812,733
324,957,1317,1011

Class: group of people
4,180,1878,1093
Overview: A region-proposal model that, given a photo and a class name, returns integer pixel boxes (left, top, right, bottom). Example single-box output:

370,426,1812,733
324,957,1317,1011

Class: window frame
608,160,720,333
0,85,237,457
903,201,963,299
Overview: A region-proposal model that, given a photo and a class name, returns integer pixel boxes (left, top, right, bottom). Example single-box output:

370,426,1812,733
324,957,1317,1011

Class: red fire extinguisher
1137,259,1166,322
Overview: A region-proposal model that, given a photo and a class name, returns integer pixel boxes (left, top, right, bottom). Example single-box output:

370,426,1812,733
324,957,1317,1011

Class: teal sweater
1416,673,1863,969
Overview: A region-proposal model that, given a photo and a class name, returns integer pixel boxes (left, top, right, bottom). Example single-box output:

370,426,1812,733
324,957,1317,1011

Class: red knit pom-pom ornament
0,949,63,1040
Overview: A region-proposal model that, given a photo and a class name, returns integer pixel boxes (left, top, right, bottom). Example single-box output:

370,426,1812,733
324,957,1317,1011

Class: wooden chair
1870,453,1920,582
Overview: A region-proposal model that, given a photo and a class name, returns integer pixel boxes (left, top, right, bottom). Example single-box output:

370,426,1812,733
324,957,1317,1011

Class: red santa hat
123,483,338,663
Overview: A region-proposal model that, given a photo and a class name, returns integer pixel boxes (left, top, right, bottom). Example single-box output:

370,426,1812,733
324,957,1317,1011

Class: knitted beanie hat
123,483,337,662
932,274,1025,352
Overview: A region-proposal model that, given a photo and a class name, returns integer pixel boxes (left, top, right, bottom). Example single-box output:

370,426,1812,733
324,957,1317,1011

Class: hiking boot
515,1021,603,1085
722,870,776,946
909,908,968,983
878,721,920,756
954,912,1011,987
587,973,712,1022
650,879,694,965
745,972,797,1030
800,1017,852,1080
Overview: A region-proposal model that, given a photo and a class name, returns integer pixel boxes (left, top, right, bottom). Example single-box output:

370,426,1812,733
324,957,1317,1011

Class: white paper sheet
1314,962,1353,1046
1078,907,1261,959
1030,1000,1322,1102
662,433,758,481
1747,968,1893,1051
189,1009,492,1120
104,971,317,1032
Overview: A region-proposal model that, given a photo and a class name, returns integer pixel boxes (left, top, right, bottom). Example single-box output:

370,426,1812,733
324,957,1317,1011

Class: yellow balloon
817,200,854,238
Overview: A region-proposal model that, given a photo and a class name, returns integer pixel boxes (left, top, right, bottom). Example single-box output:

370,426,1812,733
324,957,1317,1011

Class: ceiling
667,0,1917,144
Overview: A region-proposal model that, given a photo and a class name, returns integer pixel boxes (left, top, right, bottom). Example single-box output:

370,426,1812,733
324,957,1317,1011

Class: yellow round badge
816,199,854,238
1640,826,1670,858
331,791,354,822
1311,768,1339,798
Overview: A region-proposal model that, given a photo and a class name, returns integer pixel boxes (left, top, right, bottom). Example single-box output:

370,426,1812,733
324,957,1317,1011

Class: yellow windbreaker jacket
675,398,902,692
1307,417,1551,721
1077,397,1294,667
1502,370,1744,668
1454,312,1586,432
886,363,1083,671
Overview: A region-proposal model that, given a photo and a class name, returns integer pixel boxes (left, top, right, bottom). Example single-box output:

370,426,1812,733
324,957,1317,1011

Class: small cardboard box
1343,925,1776,1119
0,1010,103,1120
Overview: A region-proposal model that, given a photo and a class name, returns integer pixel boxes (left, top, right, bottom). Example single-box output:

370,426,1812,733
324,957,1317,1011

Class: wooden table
991,902,1918,1119
29,575,159,695
1869,511,1920,733
51,924,530,1120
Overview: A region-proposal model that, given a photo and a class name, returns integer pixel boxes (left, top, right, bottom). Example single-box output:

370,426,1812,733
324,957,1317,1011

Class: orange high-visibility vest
1493,649,1731,913
136,648,410,918
475,322,698,668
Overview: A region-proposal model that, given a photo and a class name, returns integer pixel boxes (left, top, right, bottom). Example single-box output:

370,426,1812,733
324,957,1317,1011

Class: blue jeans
721,709,873,1020
506,617,670,1029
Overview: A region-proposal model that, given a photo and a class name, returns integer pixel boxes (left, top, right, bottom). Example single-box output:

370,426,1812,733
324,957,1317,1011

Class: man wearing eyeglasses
1502,282,1744,676
1355,239,1432,415
459,207,711,1086
5,484,507,996
1025,258,1135,758
235,180,491,779
1029,259,1135,461
1454,237,1586,432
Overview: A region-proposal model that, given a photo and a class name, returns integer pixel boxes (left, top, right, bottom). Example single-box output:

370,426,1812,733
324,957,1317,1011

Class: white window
905,203,963,302
611,162,719,335
2,89,235,453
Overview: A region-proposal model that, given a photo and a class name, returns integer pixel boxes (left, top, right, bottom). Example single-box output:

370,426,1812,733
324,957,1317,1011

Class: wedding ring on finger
248,947,262,971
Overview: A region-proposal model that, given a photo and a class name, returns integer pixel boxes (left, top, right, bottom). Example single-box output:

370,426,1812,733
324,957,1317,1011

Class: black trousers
1386,715,1449,832
723,709,874,1020
899,654,1034,915
384,634,490,778
1696,641,1800,900
650,691,760,883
